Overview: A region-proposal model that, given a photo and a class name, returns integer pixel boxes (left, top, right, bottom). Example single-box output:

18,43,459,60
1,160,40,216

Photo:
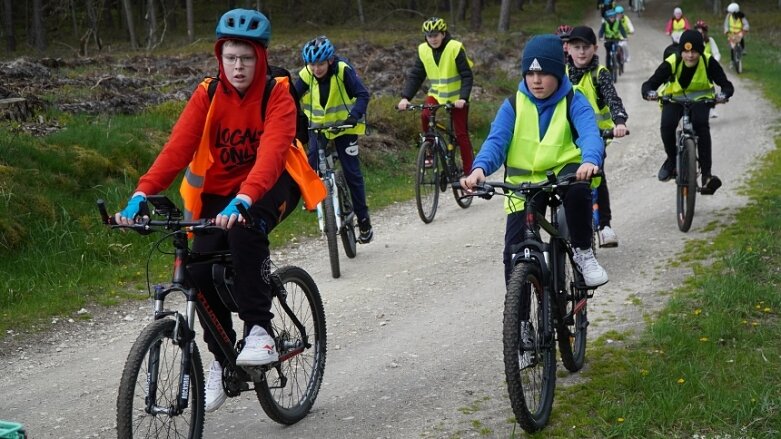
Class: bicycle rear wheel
610,51,619,83
555,247,588,372
323,183,340,278
415,140,440,223
504,261,556,433
676,138,698,232
335,171,357,259
256,266,327,425
117,318,204,439
734,45,743,74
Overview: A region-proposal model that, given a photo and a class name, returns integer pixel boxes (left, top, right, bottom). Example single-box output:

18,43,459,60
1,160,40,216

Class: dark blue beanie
521,34,565,82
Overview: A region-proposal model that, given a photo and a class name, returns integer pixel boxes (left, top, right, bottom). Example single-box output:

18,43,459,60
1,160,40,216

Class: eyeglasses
222,55,256,65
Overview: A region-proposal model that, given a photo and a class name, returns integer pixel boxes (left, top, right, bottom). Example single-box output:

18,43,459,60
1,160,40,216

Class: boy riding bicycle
397,17,475,176
566,25,629,247
461,34,608,288
295,35,374,244
115,9,323,413
598,9,627,73
724,3,749,55
641,30,734,194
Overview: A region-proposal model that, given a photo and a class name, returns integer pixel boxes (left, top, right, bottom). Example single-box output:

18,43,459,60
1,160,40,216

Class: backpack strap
205,74,277,121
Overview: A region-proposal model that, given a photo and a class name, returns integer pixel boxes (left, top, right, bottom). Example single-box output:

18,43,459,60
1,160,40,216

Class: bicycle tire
610,49,619,83
415,140,440,223
504,261,556,433
323,183,340,278
555,246,588,372
256,266,327,425
117,318,204,439
450,144,473,209
676,138,698,232
335,171,357,259
735,45,743,74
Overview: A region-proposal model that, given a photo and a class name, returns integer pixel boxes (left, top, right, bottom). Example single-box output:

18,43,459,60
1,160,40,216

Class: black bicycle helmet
215,9,271,47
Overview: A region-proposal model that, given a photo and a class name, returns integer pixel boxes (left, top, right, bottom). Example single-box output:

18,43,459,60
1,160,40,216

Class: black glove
342,115,358,127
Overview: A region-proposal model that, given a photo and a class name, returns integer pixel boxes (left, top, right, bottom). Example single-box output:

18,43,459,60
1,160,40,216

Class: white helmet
673,7,683,17
727,3,739,13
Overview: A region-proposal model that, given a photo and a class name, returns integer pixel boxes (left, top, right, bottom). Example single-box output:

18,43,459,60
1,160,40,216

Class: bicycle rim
555,249,588,372
256,266,327,425
676,138,697,232
323,184,340,278
503,262,556,433
335,171,357,259
415,141,440,223
117,319,204,439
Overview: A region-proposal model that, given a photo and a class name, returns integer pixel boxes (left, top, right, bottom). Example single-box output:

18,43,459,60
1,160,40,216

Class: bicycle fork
316,173,343,232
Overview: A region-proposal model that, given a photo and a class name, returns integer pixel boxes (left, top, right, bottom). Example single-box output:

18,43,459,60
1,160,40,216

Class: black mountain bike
402,103,472,223
605,38,624,83
101,196,326,438
309,124,358,279
458,172,601,433
728,32,744,74
652,95,725,232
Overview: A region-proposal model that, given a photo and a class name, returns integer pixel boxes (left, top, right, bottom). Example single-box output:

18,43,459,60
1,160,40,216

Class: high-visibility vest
604,20,623,39
662,53,715,100
728,15,743,33
671,18,687,33
504,91,582,212
569,65,614,131
299,60,365,139
418,40,473,104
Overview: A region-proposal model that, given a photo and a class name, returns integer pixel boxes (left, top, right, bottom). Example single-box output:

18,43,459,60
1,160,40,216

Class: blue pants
308,133,370,222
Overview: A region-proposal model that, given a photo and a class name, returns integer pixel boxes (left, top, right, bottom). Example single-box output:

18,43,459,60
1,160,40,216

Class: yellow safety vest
299,61,366,140
662,53,715,100
504,91,582,212
704,40,713,58
671,18,687,32
728,15,743,33
418,40,473,104
603,20,623,39
569,65,614,131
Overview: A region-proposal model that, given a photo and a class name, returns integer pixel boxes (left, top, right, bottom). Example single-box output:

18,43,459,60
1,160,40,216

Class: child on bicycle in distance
295,35,374,244
614,6,634,63
397,17,475,176
695,19,722,118
115,9,323,413
641,29,734,194
724,3,749,54
460,34,608,288
666,7,691,44
598,9,627,73
566,25,629,248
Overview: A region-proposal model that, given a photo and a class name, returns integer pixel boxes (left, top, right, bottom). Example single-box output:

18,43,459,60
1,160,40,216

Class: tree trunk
185,0,194,43
545,0,555,13
146,0,158,49
120,0,138,49
498,0,511,32
3,0,15,52
31,0,47,51
457,0,467,21
470,0,481,31
713,0,722,15
356,0,364,25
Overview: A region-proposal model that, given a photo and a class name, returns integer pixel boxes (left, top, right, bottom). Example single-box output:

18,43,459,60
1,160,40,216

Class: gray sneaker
572,247,608,287
599,226,619,248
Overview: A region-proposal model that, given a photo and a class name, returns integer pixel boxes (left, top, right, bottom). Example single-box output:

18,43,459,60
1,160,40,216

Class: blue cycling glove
119,194,146,222
218,197,250,219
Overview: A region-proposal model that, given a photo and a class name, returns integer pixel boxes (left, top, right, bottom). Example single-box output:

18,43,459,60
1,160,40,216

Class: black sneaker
358,218,373,244
657,159,676,182
700,174,722,195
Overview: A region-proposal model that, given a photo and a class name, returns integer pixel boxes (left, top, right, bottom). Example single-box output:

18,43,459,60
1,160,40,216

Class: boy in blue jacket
461,34,608,287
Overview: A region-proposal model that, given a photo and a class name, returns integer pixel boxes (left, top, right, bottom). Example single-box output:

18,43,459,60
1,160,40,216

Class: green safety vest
662,53,715,100
604,20,623,39
418,40,473,104
299,60,366,139
728,15,743,33
569,65,614,131
504,91,582,212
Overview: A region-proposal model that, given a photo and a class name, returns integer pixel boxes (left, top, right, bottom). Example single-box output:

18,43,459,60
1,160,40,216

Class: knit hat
521,34,565,82
568,26,597,46
678,29,705,55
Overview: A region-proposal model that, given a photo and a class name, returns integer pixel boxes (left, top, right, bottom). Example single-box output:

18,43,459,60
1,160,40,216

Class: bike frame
313,138,344,232
420,104,459,178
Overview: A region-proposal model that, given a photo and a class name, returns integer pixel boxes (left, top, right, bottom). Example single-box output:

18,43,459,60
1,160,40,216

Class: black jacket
641,54,734,98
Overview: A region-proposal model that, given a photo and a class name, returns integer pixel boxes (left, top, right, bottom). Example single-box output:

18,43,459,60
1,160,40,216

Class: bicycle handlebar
396,103,455,112
452,172,599,200
646,95,727,106
308,124,355,133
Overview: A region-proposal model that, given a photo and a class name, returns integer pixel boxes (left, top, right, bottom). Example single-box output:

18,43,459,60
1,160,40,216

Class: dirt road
0,8,775,439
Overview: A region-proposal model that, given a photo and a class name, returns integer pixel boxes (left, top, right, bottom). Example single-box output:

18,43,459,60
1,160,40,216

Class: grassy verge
532,2,781,437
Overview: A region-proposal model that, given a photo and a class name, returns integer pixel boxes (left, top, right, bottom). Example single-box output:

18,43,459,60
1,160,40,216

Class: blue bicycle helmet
605,9,617,18
615,5,624,13
302,36,335,64
216,9,271,47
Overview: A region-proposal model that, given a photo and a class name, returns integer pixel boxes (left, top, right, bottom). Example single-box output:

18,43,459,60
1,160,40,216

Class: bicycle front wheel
117,318,204,439
676,138,698,232
504,261,556,433
555,248,588,372
450,145,473,209
323,183,341,278
734,45,743,74
415,140,440,223
335,171,357,259
256,266,327,425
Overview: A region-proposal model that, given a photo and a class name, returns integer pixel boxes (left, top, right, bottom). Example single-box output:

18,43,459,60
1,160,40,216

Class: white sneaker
572,247,608,287
710,108,718,118
236,325,278,366
205,360,227,412
598,226,619,248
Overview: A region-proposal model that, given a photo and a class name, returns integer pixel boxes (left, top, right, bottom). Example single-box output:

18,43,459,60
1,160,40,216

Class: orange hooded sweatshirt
135,38,296,217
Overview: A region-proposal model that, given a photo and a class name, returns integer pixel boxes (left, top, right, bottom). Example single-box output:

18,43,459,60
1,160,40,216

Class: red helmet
556,24,573,40
695,19,708,31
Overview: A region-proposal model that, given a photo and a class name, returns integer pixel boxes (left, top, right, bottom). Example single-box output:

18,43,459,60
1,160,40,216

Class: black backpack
206,65,309,144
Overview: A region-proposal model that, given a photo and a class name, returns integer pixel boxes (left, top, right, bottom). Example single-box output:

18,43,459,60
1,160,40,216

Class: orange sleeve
238,80,297,202
136,86,210,195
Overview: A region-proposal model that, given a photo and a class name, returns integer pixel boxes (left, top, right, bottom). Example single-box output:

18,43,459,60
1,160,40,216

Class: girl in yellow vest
397,17,475,175
460,35,608,288
665,7,691,44
296,35,374,243
641,30,734,194
695,19,722,119
566,26,629,248
723,3,749,56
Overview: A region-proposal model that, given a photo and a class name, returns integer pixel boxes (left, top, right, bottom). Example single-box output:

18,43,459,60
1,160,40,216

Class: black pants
308,133,370,222
188,171,301,363
502,164,593,283
660,101,713,175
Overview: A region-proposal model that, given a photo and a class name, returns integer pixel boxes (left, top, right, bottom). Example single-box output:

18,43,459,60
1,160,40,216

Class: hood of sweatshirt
213,38,268,102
